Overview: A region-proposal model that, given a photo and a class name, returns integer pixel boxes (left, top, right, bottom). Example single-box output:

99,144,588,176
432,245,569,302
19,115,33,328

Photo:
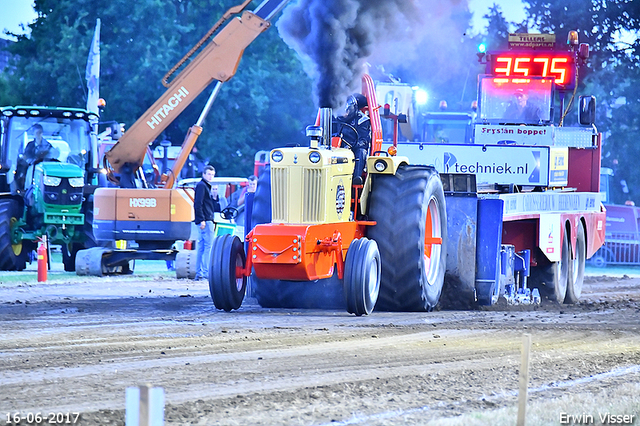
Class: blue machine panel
475,197,504,305
441,195,478,308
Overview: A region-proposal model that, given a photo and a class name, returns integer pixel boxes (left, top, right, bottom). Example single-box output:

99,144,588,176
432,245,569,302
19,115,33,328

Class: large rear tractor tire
344,238,381,316
249,164,278,307
209,234,247,312
530,226,570,303
0,199,27,271
565,223,586,304
250,165,344,309
368,165,447,311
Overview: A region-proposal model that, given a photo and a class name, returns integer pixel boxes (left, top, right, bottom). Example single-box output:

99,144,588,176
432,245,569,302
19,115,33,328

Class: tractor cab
0,106,98,271
478,76,554,126
1,107,94,195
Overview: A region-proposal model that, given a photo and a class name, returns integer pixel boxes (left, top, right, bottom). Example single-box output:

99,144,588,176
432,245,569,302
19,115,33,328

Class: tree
524,0,640,204
482,5,513,51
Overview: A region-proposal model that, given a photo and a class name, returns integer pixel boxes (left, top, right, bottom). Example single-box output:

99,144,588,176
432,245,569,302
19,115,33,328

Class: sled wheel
565,223,586,304
209,234,247,312
344,238,381,316
530,226,570,303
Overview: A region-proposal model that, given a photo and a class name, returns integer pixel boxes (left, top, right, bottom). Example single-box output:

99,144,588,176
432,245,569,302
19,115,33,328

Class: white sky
468,0,527,34
0,0,37,40
0,0,527,40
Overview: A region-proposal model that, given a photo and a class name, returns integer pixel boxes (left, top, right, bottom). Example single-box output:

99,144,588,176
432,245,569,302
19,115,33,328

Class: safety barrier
590,232,640,267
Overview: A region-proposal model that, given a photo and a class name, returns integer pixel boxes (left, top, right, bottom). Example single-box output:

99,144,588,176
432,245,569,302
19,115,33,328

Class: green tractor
0,106,101,271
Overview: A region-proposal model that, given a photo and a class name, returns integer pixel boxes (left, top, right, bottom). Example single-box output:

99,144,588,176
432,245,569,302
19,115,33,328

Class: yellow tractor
209,74,448,315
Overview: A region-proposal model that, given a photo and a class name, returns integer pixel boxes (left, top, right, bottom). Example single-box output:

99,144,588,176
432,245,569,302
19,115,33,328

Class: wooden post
126,385,164,426
139,385,149,426
517,333,532,426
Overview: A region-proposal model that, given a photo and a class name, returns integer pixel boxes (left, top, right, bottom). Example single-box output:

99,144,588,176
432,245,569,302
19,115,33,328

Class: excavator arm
104,0,290,183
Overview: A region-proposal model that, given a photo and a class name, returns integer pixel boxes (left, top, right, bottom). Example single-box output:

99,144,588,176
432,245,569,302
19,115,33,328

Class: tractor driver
504,88,542,123
15,124,60,190
21,124,60,164
333,93,371,185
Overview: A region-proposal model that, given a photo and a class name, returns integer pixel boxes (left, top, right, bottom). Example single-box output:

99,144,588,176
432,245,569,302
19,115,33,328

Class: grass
0,250,176,285
427,382,640,426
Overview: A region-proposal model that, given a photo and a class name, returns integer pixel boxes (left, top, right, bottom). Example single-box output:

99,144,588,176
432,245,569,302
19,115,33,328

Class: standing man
235,175,257,208
211,183,228,211
194,165,219,280
240,175,258,230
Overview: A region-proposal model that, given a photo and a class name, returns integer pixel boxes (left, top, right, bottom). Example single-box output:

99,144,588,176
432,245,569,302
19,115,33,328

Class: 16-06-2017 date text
5,412,80,424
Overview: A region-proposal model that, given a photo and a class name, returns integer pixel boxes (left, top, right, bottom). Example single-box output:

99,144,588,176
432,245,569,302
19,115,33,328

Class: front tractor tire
344,238,381,316
0,199,27,271
368,165,447,311
209,234,247,312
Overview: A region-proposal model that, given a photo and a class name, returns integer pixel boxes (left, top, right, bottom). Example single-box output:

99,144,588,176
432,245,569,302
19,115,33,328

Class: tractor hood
36,161,84,178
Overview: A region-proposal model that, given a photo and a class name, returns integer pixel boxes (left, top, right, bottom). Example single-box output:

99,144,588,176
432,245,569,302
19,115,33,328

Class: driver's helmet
343,93,368,121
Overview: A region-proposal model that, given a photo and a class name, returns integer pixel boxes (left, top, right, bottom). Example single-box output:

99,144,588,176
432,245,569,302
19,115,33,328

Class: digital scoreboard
489,52,576,90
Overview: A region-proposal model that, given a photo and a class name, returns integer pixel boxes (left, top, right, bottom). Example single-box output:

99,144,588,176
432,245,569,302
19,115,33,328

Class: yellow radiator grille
303,168,323,222
271,167,288,222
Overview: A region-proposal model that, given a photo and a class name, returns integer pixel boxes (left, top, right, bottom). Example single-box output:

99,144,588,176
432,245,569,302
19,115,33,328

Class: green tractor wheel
0,199,28,271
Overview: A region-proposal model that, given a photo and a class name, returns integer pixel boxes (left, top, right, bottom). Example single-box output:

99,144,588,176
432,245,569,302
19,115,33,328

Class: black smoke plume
277,0,421,109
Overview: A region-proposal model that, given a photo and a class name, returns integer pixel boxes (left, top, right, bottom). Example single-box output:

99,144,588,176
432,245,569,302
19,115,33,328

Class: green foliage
196,28,315,176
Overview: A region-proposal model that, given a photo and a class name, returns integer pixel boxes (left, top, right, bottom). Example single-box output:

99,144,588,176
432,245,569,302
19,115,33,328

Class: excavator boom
84,0,292,277
104,0,290,179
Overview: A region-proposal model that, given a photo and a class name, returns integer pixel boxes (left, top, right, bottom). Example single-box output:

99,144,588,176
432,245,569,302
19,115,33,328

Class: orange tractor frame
209,74,449,316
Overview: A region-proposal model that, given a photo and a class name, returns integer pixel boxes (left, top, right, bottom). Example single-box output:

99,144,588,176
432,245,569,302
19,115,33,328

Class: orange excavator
75,0,291,275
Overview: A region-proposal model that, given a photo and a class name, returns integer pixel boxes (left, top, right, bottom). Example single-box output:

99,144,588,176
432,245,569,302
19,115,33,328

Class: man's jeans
195,221,215,280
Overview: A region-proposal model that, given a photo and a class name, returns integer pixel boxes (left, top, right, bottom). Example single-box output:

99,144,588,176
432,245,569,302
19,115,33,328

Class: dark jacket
504,102,542,122
22,139,59,164
194,179,221,223
334,112,371,149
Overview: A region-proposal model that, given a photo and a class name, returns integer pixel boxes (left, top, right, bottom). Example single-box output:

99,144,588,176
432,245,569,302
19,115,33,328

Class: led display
489,52,576,89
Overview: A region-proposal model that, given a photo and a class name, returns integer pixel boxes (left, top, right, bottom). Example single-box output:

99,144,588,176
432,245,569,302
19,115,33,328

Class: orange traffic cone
37,236,47,282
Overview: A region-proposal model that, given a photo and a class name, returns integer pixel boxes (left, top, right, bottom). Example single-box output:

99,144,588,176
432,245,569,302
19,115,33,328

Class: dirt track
0,270,639,425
